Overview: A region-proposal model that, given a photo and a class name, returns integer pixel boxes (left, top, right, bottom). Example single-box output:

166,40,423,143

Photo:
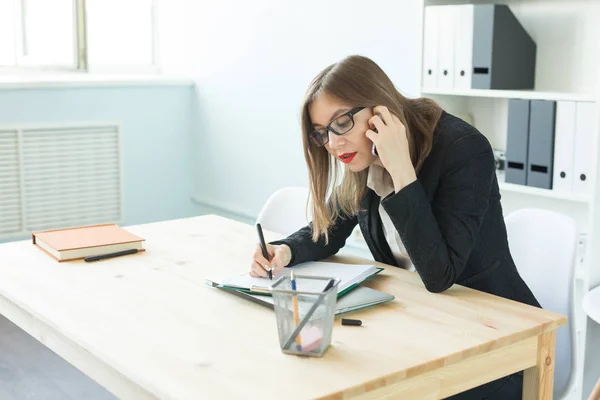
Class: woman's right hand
250,244,292,278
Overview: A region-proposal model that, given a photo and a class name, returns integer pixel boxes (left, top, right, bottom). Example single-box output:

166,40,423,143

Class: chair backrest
505,208,578,398
256,187,312,236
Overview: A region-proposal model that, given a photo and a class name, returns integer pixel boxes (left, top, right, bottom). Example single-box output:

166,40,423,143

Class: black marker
341,318,362,326
256,223,272,280
84,248,138,262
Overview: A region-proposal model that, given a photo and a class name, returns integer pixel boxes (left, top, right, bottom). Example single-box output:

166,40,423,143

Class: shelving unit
422,88,597,103
419,0,600,398
419,0,599,240
496,171,592,204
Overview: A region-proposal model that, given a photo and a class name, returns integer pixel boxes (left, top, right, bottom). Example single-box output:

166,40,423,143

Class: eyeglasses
309,107,365,147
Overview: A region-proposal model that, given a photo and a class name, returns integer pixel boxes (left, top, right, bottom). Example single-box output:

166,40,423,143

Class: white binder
573,102,597,196
552,101,576,194
454,4,474,90
437,6,456,89
422,6,440,89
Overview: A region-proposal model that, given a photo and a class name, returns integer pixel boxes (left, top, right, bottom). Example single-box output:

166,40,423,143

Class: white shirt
366,163,415,272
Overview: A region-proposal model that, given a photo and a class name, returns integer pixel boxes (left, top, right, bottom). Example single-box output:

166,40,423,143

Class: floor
0,314,116,400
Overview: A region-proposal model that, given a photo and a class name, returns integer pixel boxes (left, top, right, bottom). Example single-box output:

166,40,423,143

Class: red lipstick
339,152,357,164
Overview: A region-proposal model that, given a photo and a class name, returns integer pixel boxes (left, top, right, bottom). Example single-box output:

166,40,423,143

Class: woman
250,55,540,399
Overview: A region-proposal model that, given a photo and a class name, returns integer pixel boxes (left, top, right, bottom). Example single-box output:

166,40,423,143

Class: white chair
256,186,312,236
505,208,579,399
582,286,600,400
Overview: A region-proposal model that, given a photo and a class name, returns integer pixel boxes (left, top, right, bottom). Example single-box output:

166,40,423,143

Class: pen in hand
256,223,273,280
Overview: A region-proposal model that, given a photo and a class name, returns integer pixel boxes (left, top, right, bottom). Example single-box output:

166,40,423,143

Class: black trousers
444,371,524,400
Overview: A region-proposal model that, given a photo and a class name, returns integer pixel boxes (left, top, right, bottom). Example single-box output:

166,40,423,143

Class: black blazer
273,111,540,308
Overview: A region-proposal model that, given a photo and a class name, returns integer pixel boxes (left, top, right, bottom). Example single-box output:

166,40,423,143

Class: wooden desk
0,215,566,399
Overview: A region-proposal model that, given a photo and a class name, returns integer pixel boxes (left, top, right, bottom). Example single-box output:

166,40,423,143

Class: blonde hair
301,55,443,242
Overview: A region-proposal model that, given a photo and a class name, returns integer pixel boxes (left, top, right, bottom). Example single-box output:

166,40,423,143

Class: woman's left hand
366,106,417,192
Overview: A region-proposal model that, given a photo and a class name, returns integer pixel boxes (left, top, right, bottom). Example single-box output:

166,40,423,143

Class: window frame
0,0,159,74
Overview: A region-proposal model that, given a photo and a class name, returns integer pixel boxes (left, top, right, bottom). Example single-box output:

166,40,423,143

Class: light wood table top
0,215,566,399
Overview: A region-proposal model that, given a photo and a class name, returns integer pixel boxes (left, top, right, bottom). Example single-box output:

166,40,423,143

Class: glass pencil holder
270,274,340,357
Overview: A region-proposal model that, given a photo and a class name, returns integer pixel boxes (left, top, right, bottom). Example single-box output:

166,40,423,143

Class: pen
256,223,272,280
290,271,302,351
283,278,335,351
84,248,138,262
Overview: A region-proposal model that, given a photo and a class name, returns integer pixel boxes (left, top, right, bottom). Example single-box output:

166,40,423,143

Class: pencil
290,271,302,351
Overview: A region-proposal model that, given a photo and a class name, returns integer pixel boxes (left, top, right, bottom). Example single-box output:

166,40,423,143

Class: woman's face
309,93,379,172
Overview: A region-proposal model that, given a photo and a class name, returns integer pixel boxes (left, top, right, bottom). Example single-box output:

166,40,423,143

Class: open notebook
206,261,384,297
219,285,395,316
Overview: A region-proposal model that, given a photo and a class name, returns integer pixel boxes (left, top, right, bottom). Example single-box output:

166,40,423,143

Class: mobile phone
371,113,383,157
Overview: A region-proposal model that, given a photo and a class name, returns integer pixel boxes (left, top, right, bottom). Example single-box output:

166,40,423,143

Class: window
0,0,156,72
86,0,155,70
0,1,17,66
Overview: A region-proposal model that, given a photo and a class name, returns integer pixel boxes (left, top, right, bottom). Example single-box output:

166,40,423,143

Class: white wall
167,0,424,218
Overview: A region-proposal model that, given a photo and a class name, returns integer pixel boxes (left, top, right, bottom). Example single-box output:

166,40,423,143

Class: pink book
32,224,145,262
